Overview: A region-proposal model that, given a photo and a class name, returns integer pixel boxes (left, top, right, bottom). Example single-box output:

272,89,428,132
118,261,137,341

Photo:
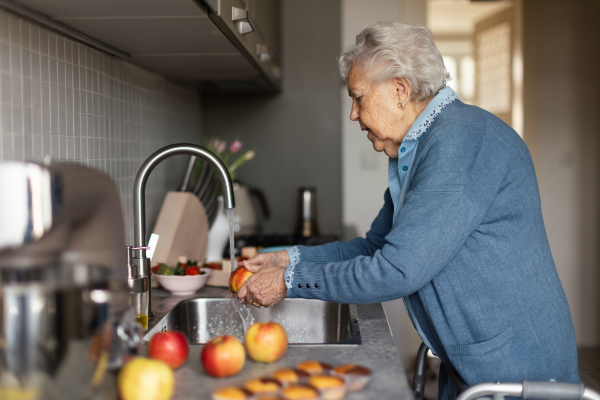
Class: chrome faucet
131,143,235,319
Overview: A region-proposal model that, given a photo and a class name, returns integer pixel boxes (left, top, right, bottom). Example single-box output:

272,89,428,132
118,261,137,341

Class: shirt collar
403,87,458,141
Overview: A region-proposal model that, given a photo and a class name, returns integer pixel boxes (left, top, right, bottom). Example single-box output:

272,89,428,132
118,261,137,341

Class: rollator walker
412,343,600,400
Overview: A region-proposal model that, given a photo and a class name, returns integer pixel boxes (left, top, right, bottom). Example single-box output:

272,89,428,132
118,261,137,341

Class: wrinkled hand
244,250,290,269
236,261,287,308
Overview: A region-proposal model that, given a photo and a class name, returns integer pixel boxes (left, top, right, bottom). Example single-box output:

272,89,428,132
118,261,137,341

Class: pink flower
229,140,243,154
244,150,255,160
229,149,256,172
217,141,227,154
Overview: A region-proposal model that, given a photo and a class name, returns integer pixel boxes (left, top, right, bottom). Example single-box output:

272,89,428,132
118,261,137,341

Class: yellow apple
118,357,174,400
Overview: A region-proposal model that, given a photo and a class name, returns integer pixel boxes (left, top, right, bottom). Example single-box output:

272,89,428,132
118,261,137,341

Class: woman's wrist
285,246,300,267
279,249,290,265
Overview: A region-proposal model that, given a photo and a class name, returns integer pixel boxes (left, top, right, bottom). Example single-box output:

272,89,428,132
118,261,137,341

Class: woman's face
347,65,412,158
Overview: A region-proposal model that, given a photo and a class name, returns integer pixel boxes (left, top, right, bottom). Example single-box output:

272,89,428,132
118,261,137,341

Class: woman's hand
236,261,288,307
244,250,290,269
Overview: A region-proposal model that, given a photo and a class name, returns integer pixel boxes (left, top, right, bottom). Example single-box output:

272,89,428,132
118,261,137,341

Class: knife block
206,259,232,287
150,192,209,266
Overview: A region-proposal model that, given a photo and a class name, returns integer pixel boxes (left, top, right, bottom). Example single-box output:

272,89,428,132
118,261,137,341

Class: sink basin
144,298,361,345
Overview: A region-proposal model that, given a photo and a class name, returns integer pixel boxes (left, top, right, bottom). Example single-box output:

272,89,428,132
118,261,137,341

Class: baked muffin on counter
308,375,346,400
211,386,253,400
296,361,333,375
244,378,283,395
281,384,320,400
273,368,310,386
254,397,284,400
333,364,371,392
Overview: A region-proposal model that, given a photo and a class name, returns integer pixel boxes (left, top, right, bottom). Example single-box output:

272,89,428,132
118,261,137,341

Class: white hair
339,21,450,102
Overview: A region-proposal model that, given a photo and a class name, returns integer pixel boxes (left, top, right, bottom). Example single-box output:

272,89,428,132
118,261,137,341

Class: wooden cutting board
150,192,209,266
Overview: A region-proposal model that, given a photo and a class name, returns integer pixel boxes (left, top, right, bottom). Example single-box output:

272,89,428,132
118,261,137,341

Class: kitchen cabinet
8,0,281,92
203,0,281,90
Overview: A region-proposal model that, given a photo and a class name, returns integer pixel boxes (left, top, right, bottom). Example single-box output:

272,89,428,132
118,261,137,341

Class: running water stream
225,208,256,336
227,208,236,272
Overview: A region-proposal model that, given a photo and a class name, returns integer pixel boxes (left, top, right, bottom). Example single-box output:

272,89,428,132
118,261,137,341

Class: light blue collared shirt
389,87,458,222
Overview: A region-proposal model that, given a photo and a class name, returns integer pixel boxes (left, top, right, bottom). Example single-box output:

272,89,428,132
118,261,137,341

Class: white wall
340,0,426,364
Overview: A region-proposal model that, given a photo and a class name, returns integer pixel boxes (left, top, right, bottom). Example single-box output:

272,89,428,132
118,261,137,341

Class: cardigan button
400,147,406,153
314,283,319,288
298,284,303,288
306,284,311,288
402,166,408,171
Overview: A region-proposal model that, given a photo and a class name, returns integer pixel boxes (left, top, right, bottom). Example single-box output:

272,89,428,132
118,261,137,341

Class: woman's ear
395,77,411,106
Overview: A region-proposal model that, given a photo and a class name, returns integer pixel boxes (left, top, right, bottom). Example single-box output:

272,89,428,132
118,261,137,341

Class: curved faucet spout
133,143,235,254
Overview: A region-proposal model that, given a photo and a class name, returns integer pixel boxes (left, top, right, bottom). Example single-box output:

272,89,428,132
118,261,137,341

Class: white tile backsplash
0,8,203,245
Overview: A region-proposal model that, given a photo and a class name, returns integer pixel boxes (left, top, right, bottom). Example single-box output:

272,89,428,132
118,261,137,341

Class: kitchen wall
0,9,203,246
523,0,600,346
204,0,342,236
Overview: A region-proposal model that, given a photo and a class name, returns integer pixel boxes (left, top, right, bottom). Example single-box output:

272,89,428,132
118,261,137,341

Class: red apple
147,331,189,370
244,322,288,363
229,266,254,293
201,335,245,377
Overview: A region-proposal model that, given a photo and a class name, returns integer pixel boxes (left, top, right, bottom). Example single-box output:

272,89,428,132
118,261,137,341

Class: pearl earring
398,102,403,110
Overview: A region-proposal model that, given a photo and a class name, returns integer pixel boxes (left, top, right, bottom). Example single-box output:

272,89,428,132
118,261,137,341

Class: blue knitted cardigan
284,99,580,389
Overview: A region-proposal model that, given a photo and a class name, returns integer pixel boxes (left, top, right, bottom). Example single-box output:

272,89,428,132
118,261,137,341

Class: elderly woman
235,22,579,397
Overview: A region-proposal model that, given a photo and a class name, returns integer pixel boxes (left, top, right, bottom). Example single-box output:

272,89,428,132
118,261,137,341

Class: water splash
222,209,258,338
203,208,257,341
202,300,322,344
232,300,256,333
206,299,256,342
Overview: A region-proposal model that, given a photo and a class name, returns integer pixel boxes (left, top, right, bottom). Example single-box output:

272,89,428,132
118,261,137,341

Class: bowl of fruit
152,261,212,296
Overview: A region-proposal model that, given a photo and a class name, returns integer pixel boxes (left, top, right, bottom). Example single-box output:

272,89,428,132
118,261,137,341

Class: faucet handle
128,246,151,261
125,246,134,279
132,246,151,259
125,246,151,278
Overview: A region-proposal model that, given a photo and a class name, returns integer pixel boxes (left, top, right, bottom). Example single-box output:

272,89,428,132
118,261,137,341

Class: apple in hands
200,335,246,377
229,266,254,293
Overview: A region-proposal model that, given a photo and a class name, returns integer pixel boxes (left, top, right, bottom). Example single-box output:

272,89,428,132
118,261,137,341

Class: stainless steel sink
144,298,361,345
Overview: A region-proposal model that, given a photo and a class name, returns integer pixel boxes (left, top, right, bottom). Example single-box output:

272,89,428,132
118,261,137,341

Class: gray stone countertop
146,286,413,400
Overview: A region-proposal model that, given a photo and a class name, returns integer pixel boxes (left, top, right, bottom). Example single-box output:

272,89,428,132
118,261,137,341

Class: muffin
296,361,333,375
333,364,371,392
308,375,346,400
281,384,320,400
273,368,310,385
244,377,283,395
211,386,253,400
254,397,284,400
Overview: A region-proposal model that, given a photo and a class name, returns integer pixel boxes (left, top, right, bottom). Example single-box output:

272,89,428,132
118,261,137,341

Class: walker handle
522,381,585,400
